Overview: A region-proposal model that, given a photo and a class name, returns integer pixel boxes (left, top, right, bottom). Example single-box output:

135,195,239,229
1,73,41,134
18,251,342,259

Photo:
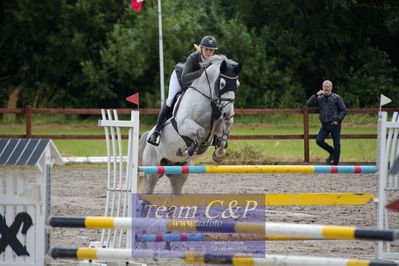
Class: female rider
147,35,218,146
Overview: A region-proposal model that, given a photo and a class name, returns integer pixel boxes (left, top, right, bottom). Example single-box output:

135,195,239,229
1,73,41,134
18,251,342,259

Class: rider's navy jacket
306,93,347,124
180,51,204,89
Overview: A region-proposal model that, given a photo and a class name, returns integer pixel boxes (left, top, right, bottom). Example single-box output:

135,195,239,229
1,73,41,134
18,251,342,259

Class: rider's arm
181,52,204,88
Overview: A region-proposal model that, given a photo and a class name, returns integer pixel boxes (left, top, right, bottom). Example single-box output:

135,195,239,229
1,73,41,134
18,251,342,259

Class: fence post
303,106,310,163
25,105,32,138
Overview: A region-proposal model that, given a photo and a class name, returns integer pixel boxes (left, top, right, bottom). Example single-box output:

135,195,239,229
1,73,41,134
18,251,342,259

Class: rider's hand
194,44,201,52
316,90,324,96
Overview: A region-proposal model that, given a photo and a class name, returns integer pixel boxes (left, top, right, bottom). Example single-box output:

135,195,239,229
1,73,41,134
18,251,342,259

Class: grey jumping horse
138,55,242,194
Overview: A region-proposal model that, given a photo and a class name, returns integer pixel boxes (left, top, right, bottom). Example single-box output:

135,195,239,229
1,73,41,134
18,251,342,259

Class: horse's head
200,58,241,163
197,55,242,122
214,60,242,120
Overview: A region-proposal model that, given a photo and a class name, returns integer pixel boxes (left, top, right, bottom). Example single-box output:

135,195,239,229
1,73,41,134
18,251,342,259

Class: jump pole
139,165,377,175
135,233,322,242
48,216,399,241
49,248,399,266
138,193,375,206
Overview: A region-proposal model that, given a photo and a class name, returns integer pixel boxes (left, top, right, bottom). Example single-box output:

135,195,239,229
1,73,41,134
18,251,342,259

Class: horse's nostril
223,112,234,120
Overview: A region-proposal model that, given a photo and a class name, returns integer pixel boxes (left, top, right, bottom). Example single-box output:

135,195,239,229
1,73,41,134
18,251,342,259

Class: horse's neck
174,64,219,122
191,65,219,96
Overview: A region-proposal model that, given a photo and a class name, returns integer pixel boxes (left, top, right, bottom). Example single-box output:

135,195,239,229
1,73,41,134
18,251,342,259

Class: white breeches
166,70,182,107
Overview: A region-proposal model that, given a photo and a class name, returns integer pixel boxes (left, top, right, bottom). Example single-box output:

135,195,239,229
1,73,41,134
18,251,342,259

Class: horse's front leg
179,117,206,140
178,118,206,156
213,117,234,162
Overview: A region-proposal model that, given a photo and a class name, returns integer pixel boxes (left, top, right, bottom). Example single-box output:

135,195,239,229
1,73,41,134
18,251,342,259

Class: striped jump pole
135,233,320,242
139,193,375,206
138,165,377,175
49,248,399,265
48,216,399,241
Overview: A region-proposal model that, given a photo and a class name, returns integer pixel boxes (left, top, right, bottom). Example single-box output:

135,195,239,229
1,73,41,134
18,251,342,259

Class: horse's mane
199,54,238,68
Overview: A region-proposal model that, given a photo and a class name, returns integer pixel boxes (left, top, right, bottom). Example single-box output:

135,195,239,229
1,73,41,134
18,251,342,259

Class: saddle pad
172,93,184,117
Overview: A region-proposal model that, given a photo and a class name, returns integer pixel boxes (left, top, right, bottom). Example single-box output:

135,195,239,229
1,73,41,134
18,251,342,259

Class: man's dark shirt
306,93,347,124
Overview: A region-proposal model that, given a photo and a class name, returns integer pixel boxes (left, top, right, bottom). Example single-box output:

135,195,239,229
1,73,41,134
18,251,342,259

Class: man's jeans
316,124,341,165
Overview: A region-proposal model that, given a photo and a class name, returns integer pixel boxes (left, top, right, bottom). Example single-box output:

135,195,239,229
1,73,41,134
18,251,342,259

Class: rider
147,35,218,146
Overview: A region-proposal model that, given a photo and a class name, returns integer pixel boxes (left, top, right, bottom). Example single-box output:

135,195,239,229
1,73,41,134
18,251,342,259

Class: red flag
386,198,399,212
131,0,144,12
126,93,139,106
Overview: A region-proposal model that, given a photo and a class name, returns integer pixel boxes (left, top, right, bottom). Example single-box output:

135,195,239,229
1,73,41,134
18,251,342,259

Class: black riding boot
148,104,171,146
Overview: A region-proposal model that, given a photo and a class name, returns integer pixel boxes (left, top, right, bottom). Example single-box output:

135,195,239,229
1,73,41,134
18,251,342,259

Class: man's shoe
148,131,161,146
325,153,333,164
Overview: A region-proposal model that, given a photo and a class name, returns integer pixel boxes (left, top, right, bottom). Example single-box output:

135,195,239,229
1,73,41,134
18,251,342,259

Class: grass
0,113,378,164
51,136,376,163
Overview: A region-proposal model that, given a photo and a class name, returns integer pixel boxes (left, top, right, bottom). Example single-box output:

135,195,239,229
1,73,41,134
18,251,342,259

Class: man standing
306,80,347,165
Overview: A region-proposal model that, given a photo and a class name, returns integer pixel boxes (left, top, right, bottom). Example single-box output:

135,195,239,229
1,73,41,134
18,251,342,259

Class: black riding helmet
199,35,218,50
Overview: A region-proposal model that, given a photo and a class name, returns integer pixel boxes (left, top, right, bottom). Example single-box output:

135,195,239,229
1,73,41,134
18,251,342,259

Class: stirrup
147,131,161,146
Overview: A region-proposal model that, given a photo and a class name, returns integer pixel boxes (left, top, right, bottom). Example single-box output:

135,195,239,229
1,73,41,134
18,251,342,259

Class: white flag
380,94,392,107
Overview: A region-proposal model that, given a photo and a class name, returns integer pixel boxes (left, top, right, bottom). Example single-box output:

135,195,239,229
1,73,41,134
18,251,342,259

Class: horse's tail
138,131,149,165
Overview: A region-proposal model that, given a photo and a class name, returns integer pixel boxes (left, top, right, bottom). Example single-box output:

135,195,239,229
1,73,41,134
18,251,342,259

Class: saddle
174,62,186,90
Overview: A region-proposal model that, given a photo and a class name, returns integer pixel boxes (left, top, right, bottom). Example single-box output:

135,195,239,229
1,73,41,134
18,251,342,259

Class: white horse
138,55,242,193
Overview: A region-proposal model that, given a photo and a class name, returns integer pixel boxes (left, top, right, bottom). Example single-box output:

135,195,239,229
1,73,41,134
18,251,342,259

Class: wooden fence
1,106,399,162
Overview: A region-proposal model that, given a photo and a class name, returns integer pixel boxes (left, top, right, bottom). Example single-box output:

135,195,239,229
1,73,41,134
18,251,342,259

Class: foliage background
1,0,398,109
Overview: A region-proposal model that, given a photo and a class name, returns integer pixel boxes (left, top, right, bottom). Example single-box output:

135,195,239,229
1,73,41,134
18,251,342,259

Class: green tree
1,0,398,109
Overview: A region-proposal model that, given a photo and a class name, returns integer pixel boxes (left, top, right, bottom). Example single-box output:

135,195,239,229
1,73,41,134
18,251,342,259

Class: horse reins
190,68,237,105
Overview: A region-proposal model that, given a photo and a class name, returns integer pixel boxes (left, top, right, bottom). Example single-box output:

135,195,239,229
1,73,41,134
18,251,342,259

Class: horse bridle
189,67,238,113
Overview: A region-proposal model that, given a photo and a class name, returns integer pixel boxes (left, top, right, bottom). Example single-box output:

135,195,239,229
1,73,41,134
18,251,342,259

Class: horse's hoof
212,150,225,163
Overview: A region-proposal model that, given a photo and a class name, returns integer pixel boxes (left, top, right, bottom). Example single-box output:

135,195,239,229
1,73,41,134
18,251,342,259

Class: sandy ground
2,167,399,265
